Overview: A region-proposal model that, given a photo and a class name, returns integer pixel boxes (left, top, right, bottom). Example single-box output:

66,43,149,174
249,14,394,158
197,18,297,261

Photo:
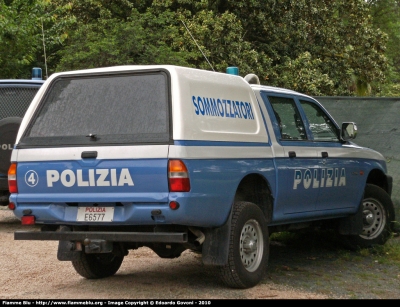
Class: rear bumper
14,230,188,243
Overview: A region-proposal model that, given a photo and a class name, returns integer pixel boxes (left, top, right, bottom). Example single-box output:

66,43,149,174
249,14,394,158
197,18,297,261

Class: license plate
77,207,114,222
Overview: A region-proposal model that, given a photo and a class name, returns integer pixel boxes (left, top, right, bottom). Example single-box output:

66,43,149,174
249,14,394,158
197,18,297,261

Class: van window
0,84,42,120
21,72,171,147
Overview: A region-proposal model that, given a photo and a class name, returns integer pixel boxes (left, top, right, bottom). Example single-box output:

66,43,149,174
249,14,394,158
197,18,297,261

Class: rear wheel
72,248,124,279
342,184,395,249
218,201,269,289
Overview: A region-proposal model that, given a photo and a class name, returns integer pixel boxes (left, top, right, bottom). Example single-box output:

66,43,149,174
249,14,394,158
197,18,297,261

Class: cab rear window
20,71,171,147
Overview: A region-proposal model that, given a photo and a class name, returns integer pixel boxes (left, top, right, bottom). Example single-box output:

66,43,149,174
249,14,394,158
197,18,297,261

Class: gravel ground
1,206,399,300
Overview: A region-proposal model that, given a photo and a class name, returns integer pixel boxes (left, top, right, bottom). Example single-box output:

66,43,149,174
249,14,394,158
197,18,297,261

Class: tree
142,0,389,95
367,0,400,96
216,0,388,96
0,0,393,97
0,0,44,78
55,10,191,70
51,0,270,76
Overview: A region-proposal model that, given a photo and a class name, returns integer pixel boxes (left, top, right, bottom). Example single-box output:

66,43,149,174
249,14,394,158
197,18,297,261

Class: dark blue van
0,69,44,205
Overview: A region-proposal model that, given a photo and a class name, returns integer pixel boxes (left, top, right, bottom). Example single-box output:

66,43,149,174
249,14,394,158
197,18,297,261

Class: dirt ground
1,206,399,300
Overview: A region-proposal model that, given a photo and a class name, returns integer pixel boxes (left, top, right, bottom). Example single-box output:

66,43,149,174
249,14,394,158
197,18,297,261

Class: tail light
8,163,18,193
168,160,190,192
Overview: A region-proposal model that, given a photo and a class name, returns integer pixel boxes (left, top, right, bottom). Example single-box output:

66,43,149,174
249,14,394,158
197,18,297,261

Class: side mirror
341,122,357,141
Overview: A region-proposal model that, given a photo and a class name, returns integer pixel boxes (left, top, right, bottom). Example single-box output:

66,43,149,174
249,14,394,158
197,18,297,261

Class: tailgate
10,69,173,225
12,145,170,224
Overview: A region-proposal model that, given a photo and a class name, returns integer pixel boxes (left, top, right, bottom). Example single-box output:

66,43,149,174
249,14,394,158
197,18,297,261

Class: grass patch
268,227,400,299
269,229,400,266
355,271,376,280
356,237,400,264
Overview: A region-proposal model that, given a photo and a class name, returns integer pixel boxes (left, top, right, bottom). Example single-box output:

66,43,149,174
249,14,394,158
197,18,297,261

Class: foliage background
0,0,399,97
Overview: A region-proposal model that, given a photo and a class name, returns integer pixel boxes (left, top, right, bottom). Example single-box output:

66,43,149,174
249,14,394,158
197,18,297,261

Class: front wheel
218,201,269,289
342,184,395,249
72,248,124,279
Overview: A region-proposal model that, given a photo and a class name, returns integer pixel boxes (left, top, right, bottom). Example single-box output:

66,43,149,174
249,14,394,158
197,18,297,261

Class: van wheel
218,201,269,289
342,184,395,249
72,251,124,279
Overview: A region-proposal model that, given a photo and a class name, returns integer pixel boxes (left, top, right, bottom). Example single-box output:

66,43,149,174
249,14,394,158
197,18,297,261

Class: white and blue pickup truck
8,65,395,289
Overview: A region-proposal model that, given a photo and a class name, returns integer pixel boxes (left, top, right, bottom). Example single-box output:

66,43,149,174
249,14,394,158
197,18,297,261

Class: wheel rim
239,219,264,272
361,197,387,239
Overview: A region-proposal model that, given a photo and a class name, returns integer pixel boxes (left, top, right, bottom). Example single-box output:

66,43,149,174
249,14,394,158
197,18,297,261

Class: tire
343,184,395,249
218,201,269,289
0,190,9,206
72,248,124,279
0,117,22,174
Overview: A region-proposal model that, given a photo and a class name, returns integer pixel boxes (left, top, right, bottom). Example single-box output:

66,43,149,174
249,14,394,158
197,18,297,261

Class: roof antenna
41,18,48,79
181,20,214,71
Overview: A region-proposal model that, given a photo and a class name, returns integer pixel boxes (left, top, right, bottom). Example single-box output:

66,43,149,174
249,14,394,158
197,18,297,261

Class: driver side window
300,100,339,142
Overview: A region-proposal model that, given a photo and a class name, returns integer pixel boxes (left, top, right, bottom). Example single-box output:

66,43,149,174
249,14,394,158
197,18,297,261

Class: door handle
321,152,328,158
81,151,98,159
289,151,296,158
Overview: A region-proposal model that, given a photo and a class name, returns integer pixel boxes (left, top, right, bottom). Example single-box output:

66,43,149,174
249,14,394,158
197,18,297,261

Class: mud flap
57,225,81,261
201,210,232,266
338,202,363,235
57,240,81,261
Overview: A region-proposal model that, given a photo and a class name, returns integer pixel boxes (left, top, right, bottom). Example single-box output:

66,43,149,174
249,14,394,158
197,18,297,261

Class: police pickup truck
9,65,395,289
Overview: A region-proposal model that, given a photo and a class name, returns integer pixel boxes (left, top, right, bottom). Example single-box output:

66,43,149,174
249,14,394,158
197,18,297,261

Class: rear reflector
168,160,190,192
21,215,35,225
8,202,15,210
169,201,180,210
8,163,18,193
